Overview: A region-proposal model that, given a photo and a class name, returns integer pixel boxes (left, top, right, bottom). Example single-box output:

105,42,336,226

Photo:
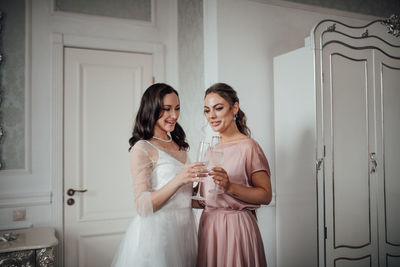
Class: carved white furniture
0,227,58,267
274,15,400,267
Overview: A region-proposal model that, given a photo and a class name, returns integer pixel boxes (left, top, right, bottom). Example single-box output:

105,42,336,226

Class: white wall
0,0,179,230
205,0,375,266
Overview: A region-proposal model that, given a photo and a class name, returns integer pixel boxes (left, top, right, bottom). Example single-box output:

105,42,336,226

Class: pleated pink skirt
197,209,267,267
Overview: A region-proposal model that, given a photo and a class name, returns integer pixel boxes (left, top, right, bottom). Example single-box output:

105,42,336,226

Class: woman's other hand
209,167,231,192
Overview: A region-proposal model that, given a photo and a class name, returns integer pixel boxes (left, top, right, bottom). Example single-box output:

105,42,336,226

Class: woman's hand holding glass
176,162,208,187
209,167,230,193
209,136,225,194
192,141,211,200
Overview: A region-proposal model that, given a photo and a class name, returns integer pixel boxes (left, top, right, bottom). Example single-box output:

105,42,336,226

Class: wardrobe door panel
375,52,400,267
334,256,371,267
387,255,400,267
330,54,369,248
382,63,400,246
323,44,378,267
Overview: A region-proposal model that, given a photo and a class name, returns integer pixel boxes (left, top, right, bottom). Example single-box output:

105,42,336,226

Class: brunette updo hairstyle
128,83,189,151
205,83,251,137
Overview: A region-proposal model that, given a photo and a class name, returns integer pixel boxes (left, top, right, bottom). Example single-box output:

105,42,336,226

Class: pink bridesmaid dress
197,138,270,267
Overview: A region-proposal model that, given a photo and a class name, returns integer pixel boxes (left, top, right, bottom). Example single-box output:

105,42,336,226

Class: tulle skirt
197,209,267,267
111,207,197,267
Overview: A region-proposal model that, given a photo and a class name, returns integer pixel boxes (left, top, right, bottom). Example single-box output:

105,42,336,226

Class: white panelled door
64,47,153,267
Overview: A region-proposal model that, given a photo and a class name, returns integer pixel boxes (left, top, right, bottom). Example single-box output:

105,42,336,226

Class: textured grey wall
55,0,152,21
0,0,25,170
178,0,205,159
282,0,400,17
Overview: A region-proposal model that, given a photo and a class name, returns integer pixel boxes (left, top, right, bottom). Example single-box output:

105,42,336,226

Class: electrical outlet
13,209,26,221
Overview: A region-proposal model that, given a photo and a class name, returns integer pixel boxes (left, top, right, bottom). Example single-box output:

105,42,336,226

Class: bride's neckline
145,140,181,152
143,140,186,164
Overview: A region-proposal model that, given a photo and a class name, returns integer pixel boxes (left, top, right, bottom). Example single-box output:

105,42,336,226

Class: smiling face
204,92,238,134
153,93,180,136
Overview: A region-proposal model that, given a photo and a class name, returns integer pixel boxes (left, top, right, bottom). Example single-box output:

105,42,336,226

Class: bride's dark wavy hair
205,83,251,137
128,83,189,151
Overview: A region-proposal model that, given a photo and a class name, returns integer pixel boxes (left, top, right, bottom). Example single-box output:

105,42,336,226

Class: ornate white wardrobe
274,16,400,267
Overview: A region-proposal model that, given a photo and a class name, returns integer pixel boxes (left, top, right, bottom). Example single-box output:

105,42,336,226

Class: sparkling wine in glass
209,136,224,194
192,141,210,200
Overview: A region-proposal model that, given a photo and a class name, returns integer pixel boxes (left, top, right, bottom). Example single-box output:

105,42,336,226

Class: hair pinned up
205,83,251,137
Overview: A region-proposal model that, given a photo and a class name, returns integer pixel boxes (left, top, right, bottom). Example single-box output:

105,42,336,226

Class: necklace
152,135,172,143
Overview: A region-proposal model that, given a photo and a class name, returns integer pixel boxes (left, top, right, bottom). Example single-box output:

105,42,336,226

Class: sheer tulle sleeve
245,140,271,181
130,141,157,216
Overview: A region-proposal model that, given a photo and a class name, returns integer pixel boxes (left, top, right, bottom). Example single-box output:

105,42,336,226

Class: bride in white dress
111,83,206,267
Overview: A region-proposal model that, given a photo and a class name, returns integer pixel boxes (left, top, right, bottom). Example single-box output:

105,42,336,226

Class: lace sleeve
130,141,157,216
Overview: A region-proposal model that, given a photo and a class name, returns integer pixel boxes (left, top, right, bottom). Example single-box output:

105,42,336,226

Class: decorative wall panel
55,0,151,21
0,0,25,170
178,0,205,159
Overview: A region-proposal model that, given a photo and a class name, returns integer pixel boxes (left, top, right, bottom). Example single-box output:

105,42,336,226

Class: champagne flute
192,141,210,200
209,136,224,194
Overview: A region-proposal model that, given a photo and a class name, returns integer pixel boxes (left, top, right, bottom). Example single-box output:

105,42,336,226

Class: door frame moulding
51,32,164,266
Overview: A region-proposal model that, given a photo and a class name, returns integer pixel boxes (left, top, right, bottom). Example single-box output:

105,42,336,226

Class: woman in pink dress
197,83,272,267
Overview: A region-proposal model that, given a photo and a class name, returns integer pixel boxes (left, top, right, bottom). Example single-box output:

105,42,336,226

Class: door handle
369,153,377,173
67,188,88,196
316,158,324,171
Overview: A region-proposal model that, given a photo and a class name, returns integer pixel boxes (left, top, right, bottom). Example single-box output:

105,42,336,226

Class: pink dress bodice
200,137,270,210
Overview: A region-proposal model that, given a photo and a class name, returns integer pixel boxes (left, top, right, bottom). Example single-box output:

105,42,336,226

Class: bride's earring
233,113,237,121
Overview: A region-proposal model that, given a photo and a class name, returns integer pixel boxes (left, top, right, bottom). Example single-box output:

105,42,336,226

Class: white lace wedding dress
111,140,197,267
